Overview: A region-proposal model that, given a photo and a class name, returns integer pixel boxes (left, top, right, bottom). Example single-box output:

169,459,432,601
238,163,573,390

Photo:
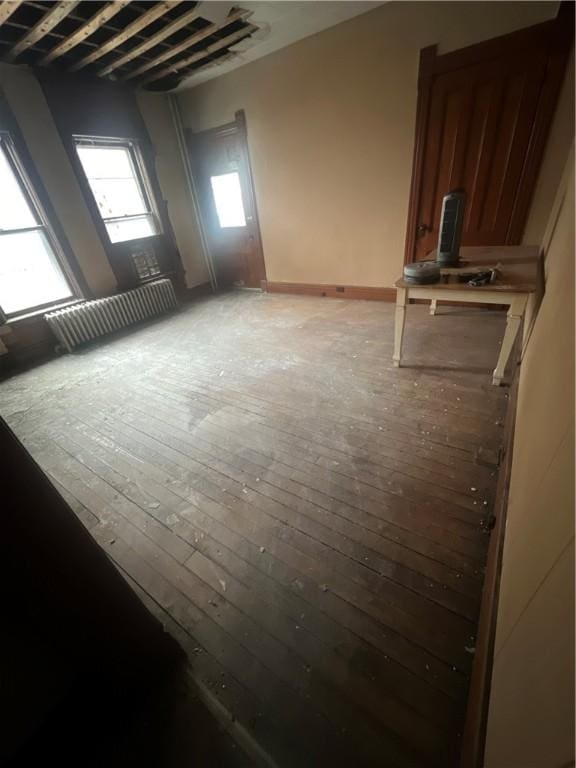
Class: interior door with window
188,111,265,289
406,11,572,263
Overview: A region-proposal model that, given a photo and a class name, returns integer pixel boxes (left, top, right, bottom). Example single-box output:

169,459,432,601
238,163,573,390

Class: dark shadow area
426,309,507,318
1,417,249,767
401,362,495,376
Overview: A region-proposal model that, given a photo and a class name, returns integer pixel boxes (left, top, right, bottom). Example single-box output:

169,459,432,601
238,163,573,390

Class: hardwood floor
1,292,508,767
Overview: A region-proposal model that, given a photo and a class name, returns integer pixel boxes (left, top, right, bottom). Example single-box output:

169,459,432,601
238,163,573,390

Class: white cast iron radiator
45,278,177,353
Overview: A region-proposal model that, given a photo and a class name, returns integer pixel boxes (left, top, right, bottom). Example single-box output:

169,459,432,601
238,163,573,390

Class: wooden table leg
429,299,438,316
492,296,528,385
393,287,407,367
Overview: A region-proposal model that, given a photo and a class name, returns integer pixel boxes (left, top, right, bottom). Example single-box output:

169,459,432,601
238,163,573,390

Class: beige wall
484,152,575,767
0,64,116,298
178,1,558,288
137,92,210,289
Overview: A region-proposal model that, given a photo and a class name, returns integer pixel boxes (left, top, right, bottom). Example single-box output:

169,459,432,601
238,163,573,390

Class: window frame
73,135,162,244
0,131,81,320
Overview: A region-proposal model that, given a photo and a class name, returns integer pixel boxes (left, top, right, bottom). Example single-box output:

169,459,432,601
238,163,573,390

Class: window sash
74,136,161,240
0,229,74,315
0,133,78,318
0,135,42,232
0,223,44,235
103,213,157,244
101,212,154,224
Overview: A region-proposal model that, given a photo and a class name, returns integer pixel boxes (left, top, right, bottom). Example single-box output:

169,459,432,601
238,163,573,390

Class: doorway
404,8,572,263
187,110,266,289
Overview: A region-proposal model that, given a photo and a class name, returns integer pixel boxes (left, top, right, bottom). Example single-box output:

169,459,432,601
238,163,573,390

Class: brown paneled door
188,110,266,288
406,9,572,263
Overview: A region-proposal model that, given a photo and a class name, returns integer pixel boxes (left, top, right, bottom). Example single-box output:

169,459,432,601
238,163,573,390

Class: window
74,138,160,244
210,172,247,228
0,134,75,317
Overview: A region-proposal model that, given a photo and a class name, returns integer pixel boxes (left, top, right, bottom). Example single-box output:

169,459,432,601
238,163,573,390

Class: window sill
6,298,84,325
109,232,161,245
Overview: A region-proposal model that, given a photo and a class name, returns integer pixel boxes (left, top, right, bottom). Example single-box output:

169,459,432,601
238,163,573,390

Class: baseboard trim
266,282,397,302
460,363,520,767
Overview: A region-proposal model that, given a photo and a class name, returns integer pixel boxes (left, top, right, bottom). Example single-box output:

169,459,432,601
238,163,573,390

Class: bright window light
210,172,247,228
75,141,158,243
0,146,37,230
0,136,74,317
0,230,73,315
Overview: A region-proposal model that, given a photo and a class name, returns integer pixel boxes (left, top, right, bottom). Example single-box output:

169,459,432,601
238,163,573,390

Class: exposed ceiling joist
0,0,23,28
69,0,181,73
0,2,261,91
98,5,202,78
142,24,257,85
41,0,131,65
123,7,250,82
5,0,80,63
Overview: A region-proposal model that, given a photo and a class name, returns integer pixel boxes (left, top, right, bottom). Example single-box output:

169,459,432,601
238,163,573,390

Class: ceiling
0,1,256,90
0,1,384,92
177,1,385,90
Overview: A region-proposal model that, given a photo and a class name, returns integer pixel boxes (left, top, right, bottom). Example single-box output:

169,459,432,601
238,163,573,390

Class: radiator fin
45,279,177,353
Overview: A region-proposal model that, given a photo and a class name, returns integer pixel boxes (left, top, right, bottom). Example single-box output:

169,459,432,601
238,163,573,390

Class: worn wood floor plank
26,412,476,684
1,293,507,767
60,414,478,661
79,400,486,571
15,397,473,705
63,401,481,619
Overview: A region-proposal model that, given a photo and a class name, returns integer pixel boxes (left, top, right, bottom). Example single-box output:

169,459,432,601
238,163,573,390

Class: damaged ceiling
0,0,257,91
0,1,383,92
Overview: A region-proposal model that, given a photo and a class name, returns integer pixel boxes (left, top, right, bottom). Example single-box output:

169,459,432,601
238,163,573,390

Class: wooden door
406,10,572,263
188,111,265,288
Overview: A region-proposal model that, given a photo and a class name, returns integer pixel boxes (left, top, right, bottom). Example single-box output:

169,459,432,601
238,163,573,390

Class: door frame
403,6,573,266
187,109,267,289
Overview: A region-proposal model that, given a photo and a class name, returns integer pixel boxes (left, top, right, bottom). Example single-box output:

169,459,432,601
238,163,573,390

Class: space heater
436,190,466,266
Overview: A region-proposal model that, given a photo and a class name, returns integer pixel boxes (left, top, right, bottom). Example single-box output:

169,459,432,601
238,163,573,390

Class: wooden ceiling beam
22,0,174,53
98,6,203,78
0,0,23,29
123,7,250,81
142,24,257,85
5,1,80,63
40,0,131,65
69,0,181,72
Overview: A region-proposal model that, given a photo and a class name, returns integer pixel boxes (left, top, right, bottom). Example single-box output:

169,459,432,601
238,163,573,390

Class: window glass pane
0,230,72,314
76,146,134,179
0,145,37,230
76,145,148,219
105,213,157,244
210,172,246,228
90,178,148,219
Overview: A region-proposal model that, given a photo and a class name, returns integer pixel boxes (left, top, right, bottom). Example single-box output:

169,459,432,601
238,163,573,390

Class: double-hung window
0,133,75,318
74,137,160,244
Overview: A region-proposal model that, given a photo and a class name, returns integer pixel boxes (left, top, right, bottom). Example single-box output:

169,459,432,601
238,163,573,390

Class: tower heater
436,190,466,266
